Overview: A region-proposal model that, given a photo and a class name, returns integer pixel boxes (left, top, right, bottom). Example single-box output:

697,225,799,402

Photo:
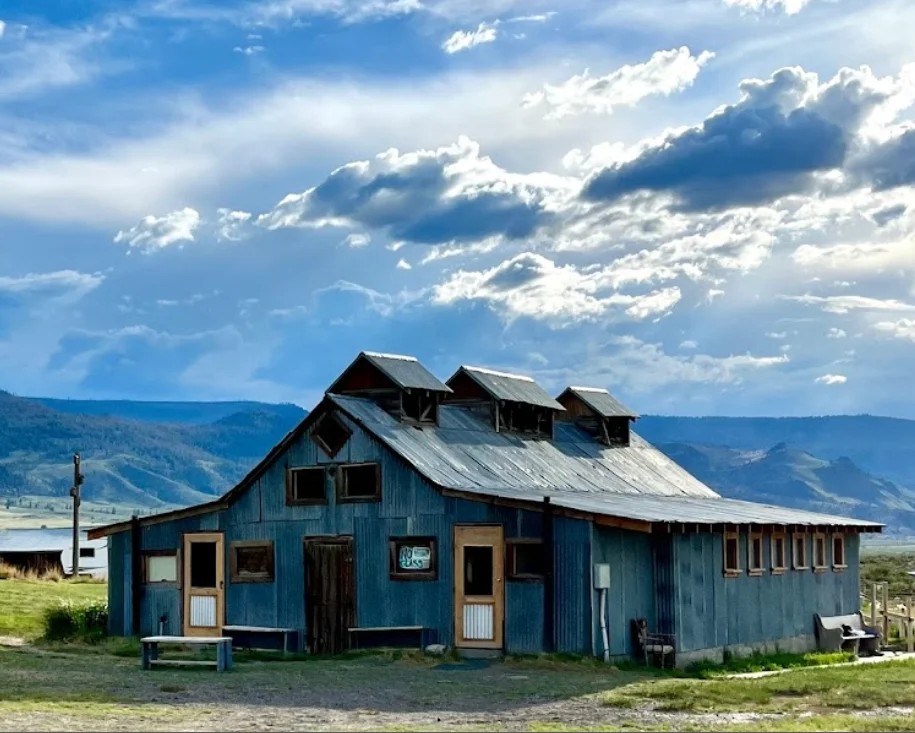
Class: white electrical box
593,563,611,590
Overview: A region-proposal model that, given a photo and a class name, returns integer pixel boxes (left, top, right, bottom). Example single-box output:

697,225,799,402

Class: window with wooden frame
143,551,178,584
337,462,381,503
792,533,809,570
770,533,787,574
832,534,847,570
310,412,352,458
813,533,827,572
723,532,741,577
389,537,437,580
286,466,327,506
506,539,546,581
747,532,764,576
229,540,275,583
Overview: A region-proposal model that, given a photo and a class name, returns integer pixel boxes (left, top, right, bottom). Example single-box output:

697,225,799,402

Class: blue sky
1,0,914,417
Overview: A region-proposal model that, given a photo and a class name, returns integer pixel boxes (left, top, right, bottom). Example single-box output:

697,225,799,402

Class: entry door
453,525,504,650
304,538,355,655
182,533,225,637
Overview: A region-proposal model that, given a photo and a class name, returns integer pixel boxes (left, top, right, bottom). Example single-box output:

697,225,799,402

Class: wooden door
182,532,225,637
304,538,355,655
453,525,504,650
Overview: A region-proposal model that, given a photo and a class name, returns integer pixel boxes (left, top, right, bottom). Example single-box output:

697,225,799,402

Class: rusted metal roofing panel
452,366,565,410
361,352,452,393
329,394,881,529
562,386,639,419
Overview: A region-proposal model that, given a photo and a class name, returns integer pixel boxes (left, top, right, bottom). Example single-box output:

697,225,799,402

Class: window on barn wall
286,466,327,505
748,532,764,576
230,541,275,583
311,412,352,458
813,533,827,572
79,547,95,558
832,534,847,570
723,532,741,577
506,539,546,581
389,537,437,580
771,533,787,574
143,552,178,584
792,533,809,570
337,463,381,502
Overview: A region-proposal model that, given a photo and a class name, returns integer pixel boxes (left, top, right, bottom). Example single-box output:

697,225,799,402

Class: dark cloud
871,202,908,227
581,66,898,212
853,128,915,193
261,138,559,245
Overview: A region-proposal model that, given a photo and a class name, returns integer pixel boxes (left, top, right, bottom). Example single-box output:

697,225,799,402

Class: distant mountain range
0,394,913,534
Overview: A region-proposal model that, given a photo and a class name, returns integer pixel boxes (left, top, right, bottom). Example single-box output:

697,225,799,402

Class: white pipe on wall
599,588,610,663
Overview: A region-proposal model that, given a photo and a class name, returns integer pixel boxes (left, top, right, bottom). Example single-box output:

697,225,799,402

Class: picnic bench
140,636,233,672
348,625,431,650
222,625,301,654
814,612,881,655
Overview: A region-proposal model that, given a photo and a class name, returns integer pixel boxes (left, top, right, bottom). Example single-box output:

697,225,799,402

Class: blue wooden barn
89,351,881,665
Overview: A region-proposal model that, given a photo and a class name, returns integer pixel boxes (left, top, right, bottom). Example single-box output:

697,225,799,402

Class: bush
43,599,109,642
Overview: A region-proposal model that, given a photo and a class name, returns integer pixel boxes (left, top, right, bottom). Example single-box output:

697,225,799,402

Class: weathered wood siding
672,531,861,653
107,406,592,653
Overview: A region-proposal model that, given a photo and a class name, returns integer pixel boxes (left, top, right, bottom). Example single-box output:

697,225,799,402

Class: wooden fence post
871,582,879,627
882,583,890,642
908,595,914,654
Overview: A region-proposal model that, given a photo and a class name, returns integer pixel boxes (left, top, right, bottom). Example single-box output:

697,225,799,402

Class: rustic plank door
182,532,225,637
453,525,504,650
304,538,356,655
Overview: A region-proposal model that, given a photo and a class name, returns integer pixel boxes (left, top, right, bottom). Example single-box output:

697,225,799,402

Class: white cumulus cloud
114,207,201,253
216,209,252,241
442,22,498,54
815,373,847,385
724,0,813,14
522,47,714,120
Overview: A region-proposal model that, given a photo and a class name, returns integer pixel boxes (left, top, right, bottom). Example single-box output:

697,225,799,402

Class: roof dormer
326,351,452,425
445,365,564,439
556,386,638,447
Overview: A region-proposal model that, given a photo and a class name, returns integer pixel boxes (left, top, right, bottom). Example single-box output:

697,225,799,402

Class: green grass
0,578,107,640
603,659,915,713
685,650,856,678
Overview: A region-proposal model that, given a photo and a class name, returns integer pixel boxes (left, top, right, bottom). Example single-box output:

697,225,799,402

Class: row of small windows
142,537,547,586
724,531,847,578
286,463,381,505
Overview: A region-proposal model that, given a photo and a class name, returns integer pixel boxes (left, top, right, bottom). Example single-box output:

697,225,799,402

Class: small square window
833,534,847,570
286,467,327,506
79,547,95,558
144,553,178,584
813,533,827,572
771,533,787,574
507,540,546,581
793,533,809,570
724,532,741,577
389,537,437,580
338,463,381,503
748,533,764,576
311,412,352,458
230,541,275,583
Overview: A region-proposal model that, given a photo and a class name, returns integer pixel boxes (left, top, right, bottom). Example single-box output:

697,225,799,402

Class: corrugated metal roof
452,366,565,410
361,352,452,393
329,394,880,529
561,386,639,419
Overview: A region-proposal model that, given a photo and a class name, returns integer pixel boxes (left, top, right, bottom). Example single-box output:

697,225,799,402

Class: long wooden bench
140,636,233,672
814,612,881,655
222,625,301,655
348,625,430,650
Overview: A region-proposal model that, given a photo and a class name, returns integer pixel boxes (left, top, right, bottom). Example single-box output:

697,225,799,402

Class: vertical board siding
107,531,128,636
505,582,544,654
553,516,592,655
143,584,181,636
590,525,657,656
673,531,863,653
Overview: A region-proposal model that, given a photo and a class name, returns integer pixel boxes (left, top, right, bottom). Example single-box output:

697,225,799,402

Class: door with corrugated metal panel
182,532,225,637
453,525,504,650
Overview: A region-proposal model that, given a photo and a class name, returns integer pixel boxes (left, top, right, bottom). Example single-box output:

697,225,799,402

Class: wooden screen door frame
182,532,225,637
453,525,505,650
303,536,356,655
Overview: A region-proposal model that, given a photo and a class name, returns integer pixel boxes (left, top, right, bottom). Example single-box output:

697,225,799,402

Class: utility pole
69,453,84,578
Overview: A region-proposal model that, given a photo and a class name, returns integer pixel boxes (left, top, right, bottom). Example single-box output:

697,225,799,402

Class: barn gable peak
556,386,638,447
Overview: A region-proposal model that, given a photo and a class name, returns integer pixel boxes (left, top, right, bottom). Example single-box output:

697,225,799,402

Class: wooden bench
140,636,233,672
222,625,301,655
814,612,881,655
348,626,430,650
